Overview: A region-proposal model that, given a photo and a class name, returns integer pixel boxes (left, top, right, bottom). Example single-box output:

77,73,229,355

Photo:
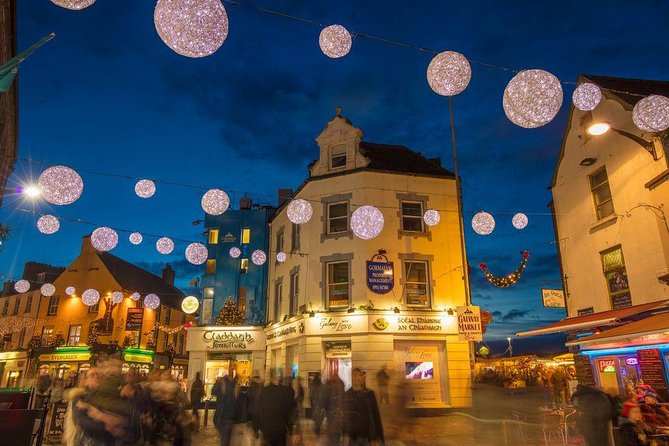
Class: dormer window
330,144,347,170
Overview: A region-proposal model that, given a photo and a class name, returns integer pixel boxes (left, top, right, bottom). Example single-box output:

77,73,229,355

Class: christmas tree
87,326,100,347
216,298,245,326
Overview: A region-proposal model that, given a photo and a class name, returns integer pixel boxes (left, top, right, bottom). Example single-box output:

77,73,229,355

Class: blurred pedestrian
321,374,345,446
257,370,294,446
309,373,324,437
35,371,53,409
190,372,205,432
376,365,390,405
213,367,239,446
619,402,652,446
550,367,568,408
343,368,384,446
572,384,617,446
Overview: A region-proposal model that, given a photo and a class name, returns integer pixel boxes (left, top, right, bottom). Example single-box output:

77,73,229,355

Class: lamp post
507,337,513,357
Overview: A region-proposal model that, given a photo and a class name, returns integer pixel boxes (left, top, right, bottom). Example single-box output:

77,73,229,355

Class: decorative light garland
479,251,530,288
153,321,195,335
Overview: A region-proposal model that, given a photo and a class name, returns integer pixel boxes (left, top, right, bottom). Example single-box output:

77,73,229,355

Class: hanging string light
287,199,313,224
111,291,124,304
144,293,160,310
472,211,495,235
37,165,84,205
572,82,602,111
319,24,352,58
251,249,267,266
65,286,76,296
81,289,101,306
503,69,563,128
512,213,529,229
91,226,119,251
129,232,143,245
40,283,56,297
201,189,230,215
229,247,241,258
185,242,208,265
156,237,175,255
50,0,95,10
423,209,440,227
479,251,530,288
351,205,384,240
14,280,30,293
426,51,472,96
37,215,60,234
633,95,669,132
134,179,156,198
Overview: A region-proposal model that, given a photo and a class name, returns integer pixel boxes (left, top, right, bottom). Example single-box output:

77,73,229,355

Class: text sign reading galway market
366,254,394,294
457,306,483,341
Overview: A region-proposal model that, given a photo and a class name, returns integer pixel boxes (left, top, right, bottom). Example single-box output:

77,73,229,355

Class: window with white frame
401,201,424,232
327,262,350,307
405,260,430,307
67,325,82,346
330,144,347,169
47,295,60,316
327,202,348,234
590,167,614,220
41,325,54,342
289,272,299,316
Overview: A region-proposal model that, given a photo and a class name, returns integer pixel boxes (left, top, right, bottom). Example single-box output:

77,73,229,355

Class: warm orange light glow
587,122,611,136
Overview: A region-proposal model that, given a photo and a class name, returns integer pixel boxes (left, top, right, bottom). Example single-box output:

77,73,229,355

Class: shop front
0,351,29,388
172,357,189,382
38,346,92,378
121,348,154,375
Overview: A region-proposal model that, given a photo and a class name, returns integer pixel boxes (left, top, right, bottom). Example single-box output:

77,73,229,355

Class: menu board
47,401,68,437
638,349,668,391
573,354,596,387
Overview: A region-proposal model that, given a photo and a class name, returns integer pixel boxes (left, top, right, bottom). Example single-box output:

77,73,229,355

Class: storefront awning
515,300,669,337
566,311,669,347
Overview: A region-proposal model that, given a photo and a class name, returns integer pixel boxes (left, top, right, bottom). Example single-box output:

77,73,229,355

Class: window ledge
398,230,432,240
589,214,618,233
321,231,353,242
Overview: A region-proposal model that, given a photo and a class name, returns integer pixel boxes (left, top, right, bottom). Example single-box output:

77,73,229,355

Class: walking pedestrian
309,373,324,437
321,374,345,446
619,402,652,446
376,365,390,405
572,384,617,446
550,367,568,408
256,370,294,446
213,368,239,446
343,368,384,446
190,372,205,432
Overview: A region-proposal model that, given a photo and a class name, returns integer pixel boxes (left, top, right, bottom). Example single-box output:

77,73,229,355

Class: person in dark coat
309,373,324,436
550,367,569,408
572,384,617,446
343,368,384,446
321,374,345,446
190,372,205,432
257,371,294,446
212,372,238,446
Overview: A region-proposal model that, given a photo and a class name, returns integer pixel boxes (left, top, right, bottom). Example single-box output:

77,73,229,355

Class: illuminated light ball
129,232,143,245
154,0,229,58
37,215,60,234
251,249,267,266
144,293,160,310
134,179,156,198
65,286,76,296
91,227,119,251
81,289,101,306
111,291,124,304
512,213,529,230
37,165,84,205
50,0,95,10
503,69,563,128
14,280,30,293
201,189,230,215
633,95,669,132
40,283,56,297
472,211,495,235
181,295,199,314
426,51,472,96
229,247,241,258
131,292,141,301
319,24,352,58
351,205,384,240
286,199,313,224
572,82,602,111
156,237,174,255
185,242,208,265
423,209,441,227
276,251,287,263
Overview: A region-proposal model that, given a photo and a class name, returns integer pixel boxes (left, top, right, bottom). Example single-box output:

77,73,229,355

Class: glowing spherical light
23,185,41,198
181,295,199,314
40,283,56,297
91,227,119,251
503,69,563,128
14,280,30,293
134,179,156,198
287,199,313,224
512,213,529,230
572,83,602,111
472,211,495,235
633,95,669,132
229,247,241,258
50,0,96,10
156,237,174,255
201,189,230,215
154,0,229,58
129,232,143,245
37,165,84,205
423,209,441,227
82,289,101,306
66,286,76,296
276,251,287,263
319,24,352,58
37,215,60,234
111,291,124,304
131,292,141,301
427,51,472,96
251,249,266,266
185,242,208,265
351,205,384,240
144,293,160,310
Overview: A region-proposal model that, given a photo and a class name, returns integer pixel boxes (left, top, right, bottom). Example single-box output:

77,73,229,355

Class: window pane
331,154,346,168
329,203,347,218
241,259,249,273
208,229,219,244
405,261,428,306
242,228,251,244
590,169,608,188
329,217,348,233
328,262,349,306
406,262,427,282
403,217,423,232
206,259,216,275
598,201,614,219
593,186,612,205
402,202,422,217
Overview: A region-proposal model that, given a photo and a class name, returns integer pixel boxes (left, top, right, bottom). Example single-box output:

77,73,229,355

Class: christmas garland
479,251,530,288
152,321,195,335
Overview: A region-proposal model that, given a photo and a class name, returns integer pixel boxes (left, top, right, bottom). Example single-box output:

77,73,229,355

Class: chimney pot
162,264,175,285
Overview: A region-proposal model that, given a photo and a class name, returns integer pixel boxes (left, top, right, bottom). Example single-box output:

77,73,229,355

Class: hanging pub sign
125,308,144,331
457,305,483,341
541,289,566,308
367,254,394,294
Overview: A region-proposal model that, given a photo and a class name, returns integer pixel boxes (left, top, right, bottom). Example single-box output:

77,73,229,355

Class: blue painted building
201,198,275,326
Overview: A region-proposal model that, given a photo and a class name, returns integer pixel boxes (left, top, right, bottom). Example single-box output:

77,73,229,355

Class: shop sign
39,351,91,362
457,306,483,341
325,341,351,358
396,316,443,332
266,321,304,342
598,359,616,373
0,351,24,361
366,254,394,294
611,292,632,309
172,358,189,365
311,316,367,335
125,308,144,331
626,357,639,366
124,353,153,364
638,348,668,391
541,289,565,308
187,327,265,351
577,307,594,316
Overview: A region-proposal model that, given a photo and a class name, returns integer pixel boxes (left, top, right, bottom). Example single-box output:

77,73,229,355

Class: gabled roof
358,142,455,178
583,74,669,107
97,252,184,310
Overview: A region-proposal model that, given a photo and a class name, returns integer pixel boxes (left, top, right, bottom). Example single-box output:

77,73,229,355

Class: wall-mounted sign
324,341,351,358
367,254,394,294
598,359,616,373
0,351,25,361
186,327,266,352
457,306,483,341
266,320,304,343
39,351,91,362
124,353,153,364
223,233,236,243
310,316,368,335
541,289,565,308
626,357,639,366
372,318,389,331
638,348,668,391
577,307,594,316
125,308,144,331
612,292,632,309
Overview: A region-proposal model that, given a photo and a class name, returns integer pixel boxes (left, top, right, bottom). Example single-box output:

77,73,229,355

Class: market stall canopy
515,300,669,337
566,311,669,348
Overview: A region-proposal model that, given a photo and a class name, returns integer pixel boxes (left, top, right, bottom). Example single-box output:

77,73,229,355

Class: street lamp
507,337,513,357
586,121,659,160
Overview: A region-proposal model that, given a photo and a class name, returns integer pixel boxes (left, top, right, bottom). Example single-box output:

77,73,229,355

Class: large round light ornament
81,289,101,306
472,211,495,235
572,83,601,111
66,286,76,296
185,242,208,265
276,251,287,263
40,283,56,297
423,209,441,227
144,293,160,310
134,179,156,198
91,227,119,251
633,95,669,132
156,237,174,255
319,24,352,58
37,215,60,234
287,199,313,224
201,189,230,215
129,232,143,245
181,295,199,314
229,247,241,258
427,51,472,96
154,0,229,58
50,0,96,10
111,291,124,304
351,205,384,240
14,280,30,293
37,165,84,205
131,292,141,301
251,249,266,266
503,69,563,128
512,213,529,230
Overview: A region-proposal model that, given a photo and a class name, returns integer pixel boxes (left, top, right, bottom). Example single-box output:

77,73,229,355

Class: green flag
0,32,56,92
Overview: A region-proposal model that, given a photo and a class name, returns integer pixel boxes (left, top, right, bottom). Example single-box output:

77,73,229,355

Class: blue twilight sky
1,0,668,345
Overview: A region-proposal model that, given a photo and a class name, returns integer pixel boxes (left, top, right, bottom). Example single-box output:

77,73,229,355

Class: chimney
278,188,292,207
240,197,252,209
428,157,442,167
81,235,94,253
162,264,175,285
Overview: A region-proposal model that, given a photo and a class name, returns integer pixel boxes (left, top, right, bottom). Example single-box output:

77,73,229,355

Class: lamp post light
586,122,659,160
507,337,513,357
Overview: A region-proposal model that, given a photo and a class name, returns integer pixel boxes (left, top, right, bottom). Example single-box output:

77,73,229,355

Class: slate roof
358,142,455,178
97,252,184,310
583,74,669,107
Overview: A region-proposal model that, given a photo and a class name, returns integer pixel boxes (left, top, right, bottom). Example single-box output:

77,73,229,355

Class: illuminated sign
39,352,91,362
598,359,616,373
124,353,153,364
626,357,638,366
